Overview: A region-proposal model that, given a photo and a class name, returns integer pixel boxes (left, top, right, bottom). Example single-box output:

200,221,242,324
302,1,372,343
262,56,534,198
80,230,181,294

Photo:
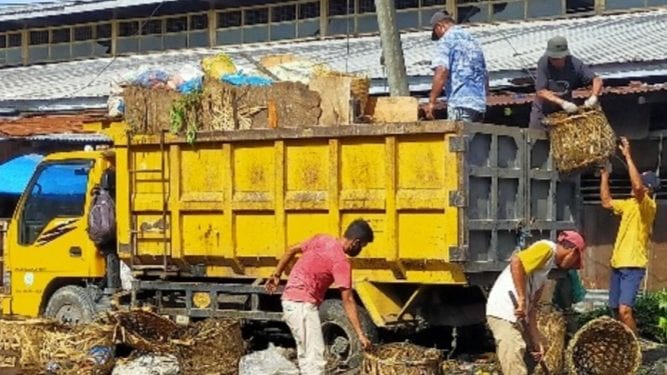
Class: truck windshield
19,161,92,245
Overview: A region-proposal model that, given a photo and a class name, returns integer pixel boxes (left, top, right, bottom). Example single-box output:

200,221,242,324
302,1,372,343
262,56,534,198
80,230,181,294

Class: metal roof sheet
0,8,665,102
0,0,176,22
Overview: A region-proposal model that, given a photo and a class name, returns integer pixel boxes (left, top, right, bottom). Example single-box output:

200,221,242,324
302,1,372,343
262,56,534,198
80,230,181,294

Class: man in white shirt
486,230,586,375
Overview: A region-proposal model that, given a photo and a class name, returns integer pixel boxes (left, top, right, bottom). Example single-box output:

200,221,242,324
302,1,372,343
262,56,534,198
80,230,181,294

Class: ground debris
438,352,500,375
638,340,667,375
362,342,441,375
238,343,298,375
111,354,180,375
0,311,245,375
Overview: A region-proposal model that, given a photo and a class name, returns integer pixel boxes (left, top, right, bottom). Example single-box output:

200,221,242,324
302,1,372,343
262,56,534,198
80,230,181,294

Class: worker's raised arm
591,76,603,97
619,137,646,201
600,167,613,209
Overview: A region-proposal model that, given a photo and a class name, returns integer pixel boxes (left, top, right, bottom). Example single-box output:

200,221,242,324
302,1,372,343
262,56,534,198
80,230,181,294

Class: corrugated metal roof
0,0,177,22
488,81,667,106
25,133,111,142
0,8,665,103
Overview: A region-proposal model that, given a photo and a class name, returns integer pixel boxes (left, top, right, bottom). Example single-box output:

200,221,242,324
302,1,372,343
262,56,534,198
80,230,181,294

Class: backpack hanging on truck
88,186,116,248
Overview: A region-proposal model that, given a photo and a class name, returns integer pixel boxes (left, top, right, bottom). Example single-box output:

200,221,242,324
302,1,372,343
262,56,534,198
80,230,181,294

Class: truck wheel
44,285,97,325
319,299,378,371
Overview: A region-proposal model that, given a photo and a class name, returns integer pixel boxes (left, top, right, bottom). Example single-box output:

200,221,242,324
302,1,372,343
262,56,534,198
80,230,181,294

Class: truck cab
1,150,111,322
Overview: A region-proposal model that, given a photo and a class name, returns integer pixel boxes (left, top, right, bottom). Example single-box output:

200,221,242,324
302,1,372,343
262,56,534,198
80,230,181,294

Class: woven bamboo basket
110,310,181,353
566,316,641,375
176,319,246,375
313,68,370,116
532,308,566,375
543,108,616,173
362,342,442,375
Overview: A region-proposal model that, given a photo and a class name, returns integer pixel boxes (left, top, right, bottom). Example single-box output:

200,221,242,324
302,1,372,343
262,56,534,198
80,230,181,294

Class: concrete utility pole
375,0,410,96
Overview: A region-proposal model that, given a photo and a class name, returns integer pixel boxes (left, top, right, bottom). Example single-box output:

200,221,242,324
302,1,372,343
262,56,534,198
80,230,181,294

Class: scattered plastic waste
112,354,180,375
239,343,299,375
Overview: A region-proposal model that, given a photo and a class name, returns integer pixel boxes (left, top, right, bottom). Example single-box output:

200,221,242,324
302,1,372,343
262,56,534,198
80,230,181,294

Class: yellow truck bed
110,120,579,285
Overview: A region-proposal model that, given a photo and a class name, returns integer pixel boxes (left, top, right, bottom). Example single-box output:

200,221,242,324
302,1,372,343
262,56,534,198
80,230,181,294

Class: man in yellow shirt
600,137,659,333
486,230,586,375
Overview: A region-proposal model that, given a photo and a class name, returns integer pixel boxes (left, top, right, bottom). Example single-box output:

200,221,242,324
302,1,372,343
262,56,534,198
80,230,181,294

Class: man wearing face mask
486,230,587,375
265,219,374,375
529,35,603,130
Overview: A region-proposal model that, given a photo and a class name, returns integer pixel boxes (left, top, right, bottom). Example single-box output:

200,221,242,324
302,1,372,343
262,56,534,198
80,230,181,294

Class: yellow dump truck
0,120,579,368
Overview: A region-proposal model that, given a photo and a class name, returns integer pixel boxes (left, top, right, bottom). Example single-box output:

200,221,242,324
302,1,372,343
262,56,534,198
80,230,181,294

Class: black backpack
88,187,116,246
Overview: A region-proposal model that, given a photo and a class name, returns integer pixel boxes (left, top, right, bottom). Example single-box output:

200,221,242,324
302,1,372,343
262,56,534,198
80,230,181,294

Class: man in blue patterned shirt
425,11,488,122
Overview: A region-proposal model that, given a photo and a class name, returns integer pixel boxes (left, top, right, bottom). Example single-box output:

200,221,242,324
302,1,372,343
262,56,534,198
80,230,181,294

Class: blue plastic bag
221,72,272,87
177,77,203,94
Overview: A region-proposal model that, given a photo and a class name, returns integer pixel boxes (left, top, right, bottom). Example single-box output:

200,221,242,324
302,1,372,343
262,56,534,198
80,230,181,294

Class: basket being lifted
543,108,617,173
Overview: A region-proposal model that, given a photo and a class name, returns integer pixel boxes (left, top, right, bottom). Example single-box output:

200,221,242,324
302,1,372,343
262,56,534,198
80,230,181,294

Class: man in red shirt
265,219,374,375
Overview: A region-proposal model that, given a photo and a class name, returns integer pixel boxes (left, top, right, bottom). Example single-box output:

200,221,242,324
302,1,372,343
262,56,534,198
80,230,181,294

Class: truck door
7,159,105,317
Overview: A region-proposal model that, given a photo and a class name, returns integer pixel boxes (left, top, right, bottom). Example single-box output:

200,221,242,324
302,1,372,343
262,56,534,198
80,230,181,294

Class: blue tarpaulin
0,153,43,195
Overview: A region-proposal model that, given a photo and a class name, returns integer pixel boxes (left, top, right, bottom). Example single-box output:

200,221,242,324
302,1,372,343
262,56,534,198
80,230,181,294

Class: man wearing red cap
486,231,586,375
600,137,659,333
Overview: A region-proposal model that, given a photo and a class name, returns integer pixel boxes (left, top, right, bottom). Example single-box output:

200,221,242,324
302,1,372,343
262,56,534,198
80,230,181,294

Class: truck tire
319,298,378,371
44,285,97,325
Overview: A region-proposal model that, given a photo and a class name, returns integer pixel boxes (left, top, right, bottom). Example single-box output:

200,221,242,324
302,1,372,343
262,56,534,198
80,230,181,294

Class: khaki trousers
282,300,327,375
487,315,529,375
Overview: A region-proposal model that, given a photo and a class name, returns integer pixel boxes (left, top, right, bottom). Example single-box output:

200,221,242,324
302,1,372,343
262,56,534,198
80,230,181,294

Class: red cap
558,230,586,269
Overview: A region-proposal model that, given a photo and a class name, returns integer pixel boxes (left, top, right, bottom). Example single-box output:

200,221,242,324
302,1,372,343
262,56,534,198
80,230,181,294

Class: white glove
584,95,598,108
561,101,578,113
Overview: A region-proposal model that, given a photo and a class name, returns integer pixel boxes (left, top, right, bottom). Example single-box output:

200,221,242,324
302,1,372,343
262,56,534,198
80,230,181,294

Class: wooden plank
371,96,419,123
259,54,298,68
308,76,353,126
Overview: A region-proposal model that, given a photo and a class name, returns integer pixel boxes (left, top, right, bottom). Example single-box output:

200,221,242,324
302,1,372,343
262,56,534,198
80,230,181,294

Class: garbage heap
111,53,372,142
0,310,244,375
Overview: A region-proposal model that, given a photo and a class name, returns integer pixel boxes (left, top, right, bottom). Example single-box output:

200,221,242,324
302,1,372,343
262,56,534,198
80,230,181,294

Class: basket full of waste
543,108,616,173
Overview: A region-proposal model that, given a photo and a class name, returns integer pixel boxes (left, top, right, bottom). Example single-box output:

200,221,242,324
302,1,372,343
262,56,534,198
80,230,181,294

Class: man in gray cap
425,11,488,122
529,35,603,129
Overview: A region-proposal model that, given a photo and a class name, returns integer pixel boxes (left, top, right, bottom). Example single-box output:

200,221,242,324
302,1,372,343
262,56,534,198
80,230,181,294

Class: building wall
581,203,667,291
0,139,29,164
